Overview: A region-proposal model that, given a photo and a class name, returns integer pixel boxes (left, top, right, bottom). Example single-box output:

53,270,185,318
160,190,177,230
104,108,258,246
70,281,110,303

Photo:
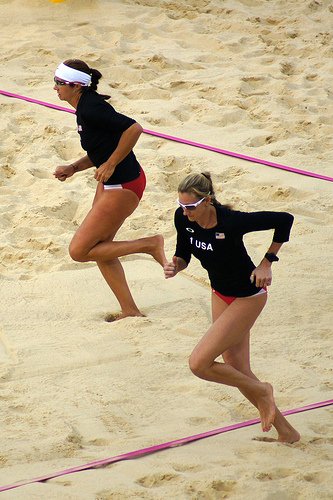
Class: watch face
266,253,279,262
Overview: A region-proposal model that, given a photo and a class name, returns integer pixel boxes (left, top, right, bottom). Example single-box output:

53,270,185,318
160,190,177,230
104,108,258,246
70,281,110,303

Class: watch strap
264,252,279,263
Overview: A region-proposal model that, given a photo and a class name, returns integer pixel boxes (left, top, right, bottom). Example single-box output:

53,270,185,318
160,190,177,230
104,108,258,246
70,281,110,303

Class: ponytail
63,59,110,99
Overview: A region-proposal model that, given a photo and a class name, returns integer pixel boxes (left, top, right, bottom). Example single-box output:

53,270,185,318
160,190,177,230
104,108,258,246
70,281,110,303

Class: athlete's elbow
284,212,294,226
134,122,143,136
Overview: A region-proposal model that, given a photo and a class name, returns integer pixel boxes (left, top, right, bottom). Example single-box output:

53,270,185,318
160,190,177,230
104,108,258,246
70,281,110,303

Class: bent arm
235,211,294,243
251,242,284,288
107,122,143,168
54,155,94,181
94,122,143,183
70,155,94,173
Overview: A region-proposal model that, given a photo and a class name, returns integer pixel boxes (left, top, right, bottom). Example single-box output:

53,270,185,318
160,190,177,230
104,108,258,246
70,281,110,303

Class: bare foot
147,234,167,267
253,430,301,444
278,428,301,444
257,382,276,432
105,311,145,322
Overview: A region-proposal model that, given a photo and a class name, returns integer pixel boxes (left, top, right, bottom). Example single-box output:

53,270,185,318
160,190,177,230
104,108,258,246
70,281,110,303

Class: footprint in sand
153,156,194,193
0,164,16,180
302,471,330,485
239,76,268,97
270,149,286,157
53,138,81,162
27,167,53,179
254,468,295,481
246,134,275,147
280,61,298,76
186,479,236,496
135,472,180,488
171,462,202,473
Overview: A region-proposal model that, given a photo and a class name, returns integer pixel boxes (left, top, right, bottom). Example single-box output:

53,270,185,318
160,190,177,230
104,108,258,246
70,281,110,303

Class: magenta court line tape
0,399,332,493
1,89,332,183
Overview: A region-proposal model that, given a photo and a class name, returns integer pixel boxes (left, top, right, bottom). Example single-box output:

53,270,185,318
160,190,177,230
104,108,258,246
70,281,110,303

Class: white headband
55,62,92,86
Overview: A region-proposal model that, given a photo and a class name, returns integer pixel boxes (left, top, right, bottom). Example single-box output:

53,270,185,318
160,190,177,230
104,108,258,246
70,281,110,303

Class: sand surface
0,0,332,498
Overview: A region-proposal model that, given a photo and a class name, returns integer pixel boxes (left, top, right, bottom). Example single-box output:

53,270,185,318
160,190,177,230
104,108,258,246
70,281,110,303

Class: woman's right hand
53,164,75,182
164,256,178,279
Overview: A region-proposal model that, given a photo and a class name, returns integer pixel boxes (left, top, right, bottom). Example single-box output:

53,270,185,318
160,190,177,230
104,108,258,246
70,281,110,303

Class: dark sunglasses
54,77,74,86
177,197,206,211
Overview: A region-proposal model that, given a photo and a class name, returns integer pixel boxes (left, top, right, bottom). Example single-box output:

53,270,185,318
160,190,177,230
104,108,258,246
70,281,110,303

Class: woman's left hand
94,162,115,183
250,264,272,288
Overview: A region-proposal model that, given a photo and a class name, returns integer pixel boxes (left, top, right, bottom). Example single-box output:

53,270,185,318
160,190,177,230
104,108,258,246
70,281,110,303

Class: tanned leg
212,293,300,442
68,184,166,318
189,293,276,433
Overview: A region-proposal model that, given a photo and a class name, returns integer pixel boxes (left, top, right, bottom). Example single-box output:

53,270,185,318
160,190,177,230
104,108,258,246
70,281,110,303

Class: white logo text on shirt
190,237,213,251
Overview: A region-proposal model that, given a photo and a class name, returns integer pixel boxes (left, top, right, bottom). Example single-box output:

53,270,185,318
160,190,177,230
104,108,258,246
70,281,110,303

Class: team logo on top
215,232,225,239
189,237,213,251
186,227,194,233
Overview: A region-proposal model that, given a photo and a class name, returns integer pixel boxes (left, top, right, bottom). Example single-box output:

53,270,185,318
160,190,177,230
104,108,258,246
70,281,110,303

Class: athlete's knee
188,353,209,379
68,241,88,262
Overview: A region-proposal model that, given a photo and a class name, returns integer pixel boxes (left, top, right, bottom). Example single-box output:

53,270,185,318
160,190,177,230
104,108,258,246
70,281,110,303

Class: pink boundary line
1,89,332,183
0,399,332,493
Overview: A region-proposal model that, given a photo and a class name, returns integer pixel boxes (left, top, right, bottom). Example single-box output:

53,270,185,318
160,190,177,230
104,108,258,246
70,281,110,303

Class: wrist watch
264,252,279,263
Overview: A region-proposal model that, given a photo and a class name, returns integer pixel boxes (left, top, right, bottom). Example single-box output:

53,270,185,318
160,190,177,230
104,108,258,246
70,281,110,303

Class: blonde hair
178,171,221,206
